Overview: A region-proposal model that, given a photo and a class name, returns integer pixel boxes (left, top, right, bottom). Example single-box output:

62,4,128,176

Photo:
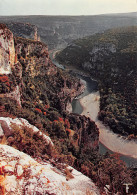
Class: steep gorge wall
0,25,100,194
0,24,15,74
14,37,52,78
68,113,99,152
0,25,99,152
0,24,22,106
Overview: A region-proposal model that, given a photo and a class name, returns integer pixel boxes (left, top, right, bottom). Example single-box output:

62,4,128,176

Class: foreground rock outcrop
0,144,99,195
0,116,100,194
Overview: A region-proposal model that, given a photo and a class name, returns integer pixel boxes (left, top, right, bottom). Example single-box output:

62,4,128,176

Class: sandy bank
80,92,137,159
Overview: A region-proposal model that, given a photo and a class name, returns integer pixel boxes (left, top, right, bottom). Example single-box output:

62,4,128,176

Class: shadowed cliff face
5,22,36,40
0,24,15,74
68,113,99,152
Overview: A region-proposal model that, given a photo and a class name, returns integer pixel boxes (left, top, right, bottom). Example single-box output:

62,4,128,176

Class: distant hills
0,12,137,49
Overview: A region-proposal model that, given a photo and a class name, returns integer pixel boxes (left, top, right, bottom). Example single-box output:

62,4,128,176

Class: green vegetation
56,26,137,137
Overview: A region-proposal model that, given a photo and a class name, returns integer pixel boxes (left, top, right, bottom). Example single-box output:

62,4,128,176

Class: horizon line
0,11,137,17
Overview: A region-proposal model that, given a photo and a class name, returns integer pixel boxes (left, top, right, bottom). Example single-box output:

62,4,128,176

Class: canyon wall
0,24,15,74
0,24,100,194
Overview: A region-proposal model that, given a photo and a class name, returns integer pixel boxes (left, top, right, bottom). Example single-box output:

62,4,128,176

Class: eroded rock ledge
0,144,99,195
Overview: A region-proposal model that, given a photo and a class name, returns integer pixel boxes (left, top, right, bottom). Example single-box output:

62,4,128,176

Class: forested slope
56,26,137,137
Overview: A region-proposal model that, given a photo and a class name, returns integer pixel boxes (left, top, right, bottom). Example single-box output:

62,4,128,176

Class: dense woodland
56,26,137,138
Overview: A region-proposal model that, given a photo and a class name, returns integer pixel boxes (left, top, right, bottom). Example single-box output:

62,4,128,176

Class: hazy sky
0,0,137,16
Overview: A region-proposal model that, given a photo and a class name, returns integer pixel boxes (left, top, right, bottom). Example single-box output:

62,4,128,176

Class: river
50,50,137,168
72,77,137,168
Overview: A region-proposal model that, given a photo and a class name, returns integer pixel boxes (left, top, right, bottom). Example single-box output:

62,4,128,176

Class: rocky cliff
0,24,15,74
0,143,99,195
0,24,100,194
14,37,51,77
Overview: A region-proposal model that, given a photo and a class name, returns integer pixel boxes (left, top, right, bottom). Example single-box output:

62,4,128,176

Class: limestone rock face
0,144,100,195
14,37,57,78
0,24,15,74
